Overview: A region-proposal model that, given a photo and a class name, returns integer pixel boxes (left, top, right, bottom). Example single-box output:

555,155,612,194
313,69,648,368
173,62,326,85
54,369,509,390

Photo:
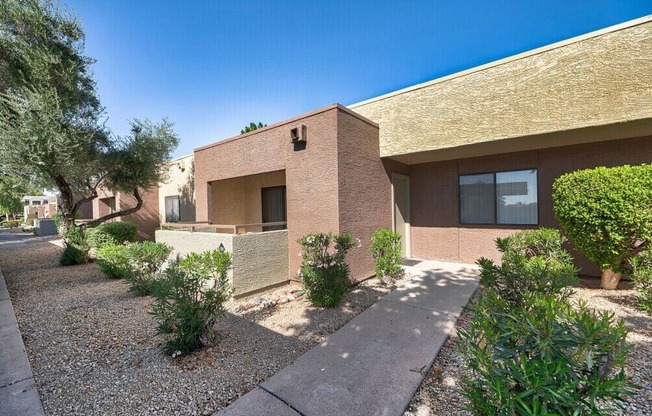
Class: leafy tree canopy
0,0,179,230
240,121,266,134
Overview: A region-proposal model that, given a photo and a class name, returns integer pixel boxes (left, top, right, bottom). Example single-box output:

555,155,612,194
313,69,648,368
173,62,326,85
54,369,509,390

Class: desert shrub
631,251,652,314
1,219,21,228
123,241,172,296
59,244,88,266
478,229,578,306
85,221,137,249
152,249,233,356
552,164,652,287
96,244,130,278
370,228,403,283
297,232,355,307
59,226,89,265
460,292,635,415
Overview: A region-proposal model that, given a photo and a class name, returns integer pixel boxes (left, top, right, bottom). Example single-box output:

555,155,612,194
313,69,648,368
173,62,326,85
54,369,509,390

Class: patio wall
155,229,289,297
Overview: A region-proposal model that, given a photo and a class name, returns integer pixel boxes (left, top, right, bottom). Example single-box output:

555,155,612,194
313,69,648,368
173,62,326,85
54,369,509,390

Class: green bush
552,164,652,278
370,228,403,283
631,251,652,314
96,244,130,278
59,226,89,265
59,244,88,266
478,229,578,306
1,219,22,228
297,232,355,307
460,292,636,415
99,221,138,243
85,221,138,249
123,241,172,296
152,250,233,356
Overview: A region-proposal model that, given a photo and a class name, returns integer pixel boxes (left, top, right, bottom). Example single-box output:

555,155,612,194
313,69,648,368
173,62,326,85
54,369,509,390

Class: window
165,195,180,223
261,186,287,231
459,169,538,225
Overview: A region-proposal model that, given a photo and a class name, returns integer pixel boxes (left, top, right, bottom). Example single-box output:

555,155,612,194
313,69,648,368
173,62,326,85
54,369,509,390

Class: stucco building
160,16,652,293
92,186,160,241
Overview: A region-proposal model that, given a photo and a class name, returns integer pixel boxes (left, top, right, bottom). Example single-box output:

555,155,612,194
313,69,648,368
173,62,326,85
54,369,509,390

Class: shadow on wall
179,160,196,222
124,201,160,241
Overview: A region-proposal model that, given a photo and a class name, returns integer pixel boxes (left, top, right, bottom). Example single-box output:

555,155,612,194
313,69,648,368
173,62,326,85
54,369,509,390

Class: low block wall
155,229,289,297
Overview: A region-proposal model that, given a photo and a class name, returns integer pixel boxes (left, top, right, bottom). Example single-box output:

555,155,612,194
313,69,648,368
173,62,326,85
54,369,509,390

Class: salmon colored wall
336,110,387,281
91,186,160,241
407,135,652,276
285,110,341,281
210,170,286,227
194,104,382,282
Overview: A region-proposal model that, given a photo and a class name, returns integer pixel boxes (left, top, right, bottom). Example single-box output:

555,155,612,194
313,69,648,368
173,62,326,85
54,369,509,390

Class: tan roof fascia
349,15,652,109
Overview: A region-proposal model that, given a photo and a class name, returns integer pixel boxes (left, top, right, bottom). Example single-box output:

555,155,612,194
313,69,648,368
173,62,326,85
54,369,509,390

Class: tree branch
79,187,143,229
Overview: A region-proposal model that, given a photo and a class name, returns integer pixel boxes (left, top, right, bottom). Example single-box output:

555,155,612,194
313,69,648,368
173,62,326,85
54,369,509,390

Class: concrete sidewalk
0,229,45,416
218,260,479,416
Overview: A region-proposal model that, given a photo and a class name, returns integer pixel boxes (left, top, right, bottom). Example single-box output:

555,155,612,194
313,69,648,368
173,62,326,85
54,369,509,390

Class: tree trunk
600,268,621,290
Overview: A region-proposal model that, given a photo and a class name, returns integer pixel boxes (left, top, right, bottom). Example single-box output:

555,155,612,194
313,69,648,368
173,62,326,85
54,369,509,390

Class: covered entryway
262,186,287,231
392,173,410,257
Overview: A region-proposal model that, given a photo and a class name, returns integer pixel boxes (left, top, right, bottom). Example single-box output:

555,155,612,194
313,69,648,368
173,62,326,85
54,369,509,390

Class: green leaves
552,164,652,273
370,228,403,282
151,250,233,356
460,229,636,415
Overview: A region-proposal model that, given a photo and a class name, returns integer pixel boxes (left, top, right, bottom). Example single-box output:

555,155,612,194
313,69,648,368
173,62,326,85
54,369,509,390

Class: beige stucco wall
155,229,288,297
158,154,196,223
210,170,285,227
231,230,289,297
351,17,652,161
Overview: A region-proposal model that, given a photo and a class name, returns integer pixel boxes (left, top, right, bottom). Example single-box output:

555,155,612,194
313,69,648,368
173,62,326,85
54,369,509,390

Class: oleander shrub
631,251,652,314
477,229,578,306
552,164,652,288
59,226,89,265
297,232,355,307
152,249,233,356
460,292,636,415
123,241,172,296
96,244,130,279
370,228,403,284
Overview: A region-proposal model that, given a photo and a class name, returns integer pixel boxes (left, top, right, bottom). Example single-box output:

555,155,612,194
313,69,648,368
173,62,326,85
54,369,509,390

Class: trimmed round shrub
85,221,138,249
552,164,652,286
96,244,130,278
632,251,652,314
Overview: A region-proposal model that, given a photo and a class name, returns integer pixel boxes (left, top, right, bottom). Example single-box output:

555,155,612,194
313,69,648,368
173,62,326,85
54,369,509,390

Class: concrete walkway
218,260,479,416
0,229,45,416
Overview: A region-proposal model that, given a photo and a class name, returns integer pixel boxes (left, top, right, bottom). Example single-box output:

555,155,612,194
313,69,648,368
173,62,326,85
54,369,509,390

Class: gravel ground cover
0,232,408,415
405,278,652,416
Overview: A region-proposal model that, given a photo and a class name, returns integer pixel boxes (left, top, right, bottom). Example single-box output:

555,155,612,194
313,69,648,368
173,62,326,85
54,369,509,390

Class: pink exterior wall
91,186,160,240
337,110,392,281
194,104,386,283
405,135,652,276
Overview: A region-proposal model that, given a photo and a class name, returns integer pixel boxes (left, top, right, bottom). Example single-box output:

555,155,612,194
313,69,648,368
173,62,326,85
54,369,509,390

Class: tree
240,121,266,134
0,174,40,219
552,164,652,289
0,0,178,232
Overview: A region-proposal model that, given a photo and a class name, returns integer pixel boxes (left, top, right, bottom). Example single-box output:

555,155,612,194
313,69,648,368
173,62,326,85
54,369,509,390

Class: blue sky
64,0,652,158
